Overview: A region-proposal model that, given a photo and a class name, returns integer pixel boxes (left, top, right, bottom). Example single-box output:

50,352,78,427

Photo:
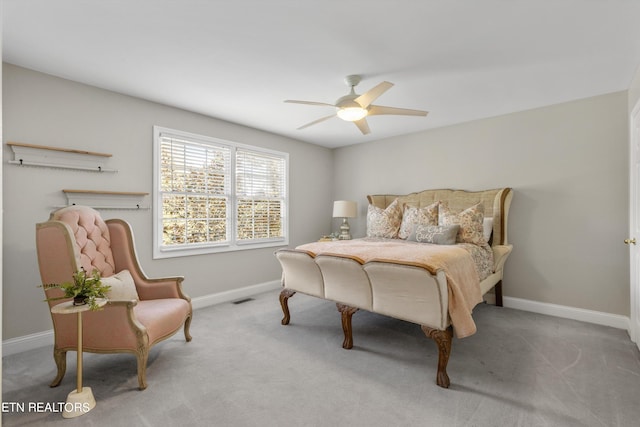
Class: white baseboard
2,280,281,357
1,329,54,357
4,285,629,356
190,280,281,310
485,294,630,332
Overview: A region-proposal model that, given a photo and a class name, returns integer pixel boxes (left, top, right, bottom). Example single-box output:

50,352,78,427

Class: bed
275,187,513,388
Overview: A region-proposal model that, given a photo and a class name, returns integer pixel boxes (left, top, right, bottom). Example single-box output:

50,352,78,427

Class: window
153,126,288,258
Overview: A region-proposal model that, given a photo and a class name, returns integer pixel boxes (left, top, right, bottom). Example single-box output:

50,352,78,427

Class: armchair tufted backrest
49,205,116,277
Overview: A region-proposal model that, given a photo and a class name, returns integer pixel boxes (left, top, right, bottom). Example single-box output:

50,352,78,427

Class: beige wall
2,61,634,340
2,63,334,339
629,64,640,111
333,92,630,316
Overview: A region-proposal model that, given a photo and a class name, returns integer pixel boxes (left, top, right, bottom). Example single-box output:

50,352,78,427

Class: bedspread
296,238,485,338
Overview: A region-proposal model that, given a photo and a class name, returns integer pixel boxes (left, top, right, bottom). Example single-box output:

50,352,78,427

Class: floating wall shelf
63,190,149,210
7,142,117,172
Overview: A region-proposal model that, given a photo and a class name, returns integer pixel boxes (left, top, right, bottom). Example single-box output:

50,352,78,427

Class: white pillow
483,217,494,243
102,269,139,301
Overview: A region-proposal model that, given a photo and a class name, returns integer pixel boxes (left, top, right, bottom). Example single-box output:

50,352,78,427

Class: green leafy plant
41,268,111,311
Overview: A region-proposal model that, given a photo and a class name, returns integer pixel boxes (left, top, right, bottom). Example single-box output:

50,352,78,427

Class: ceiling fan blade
285,100,335,107
354,81,394,108
353,118,370,135
368,105,428,117
297,113,336,130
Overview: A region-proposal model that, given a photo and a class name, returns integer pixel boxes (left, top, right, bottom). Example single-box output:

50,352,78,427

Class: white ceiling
4,1,640,148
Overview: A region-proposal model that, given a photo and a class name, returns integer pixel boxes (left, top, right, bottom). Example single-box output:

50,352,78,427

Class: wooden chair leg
279,289,296,325
336,303,359,349
421,325,453,388
136,347,149,390
49,348,67,387
184,313,193,342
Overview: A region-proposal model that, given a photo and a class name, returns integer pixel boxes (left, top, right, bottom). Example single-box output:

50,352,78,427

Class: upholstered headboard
367,188,513,246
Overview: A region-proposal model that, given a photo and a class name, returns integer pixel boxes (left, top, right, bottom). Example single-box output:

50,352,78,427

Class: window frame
152,126,289,259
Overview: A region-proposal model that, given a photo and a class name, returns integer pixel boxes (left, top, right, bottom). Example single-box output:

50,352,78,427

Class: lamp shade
333,200,357,218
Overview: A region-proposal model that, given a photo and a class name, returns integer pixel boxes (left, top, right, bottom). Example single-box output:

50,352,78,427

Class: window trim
152,126,289,259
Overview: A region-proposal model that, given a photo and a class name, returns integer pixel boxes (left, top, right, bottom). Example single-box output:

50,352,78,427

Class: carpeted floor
3,289,640,426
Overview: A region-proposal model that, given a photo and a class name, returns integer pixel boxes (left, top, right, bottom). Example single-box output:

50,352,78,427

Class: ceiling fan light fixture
287,75,428,133
335,92,368,122
337,106,368,122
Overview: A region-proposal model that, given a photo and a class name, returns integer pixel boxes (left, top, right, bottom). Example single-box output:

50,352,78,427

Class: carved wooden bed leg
421,325,453,388
336,303,359,349
494,280,503,307
279,289,296,325
50,348,67,387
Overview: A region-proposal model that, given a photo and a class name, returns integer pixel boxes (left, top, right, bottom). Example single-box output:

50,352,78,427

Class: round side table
51,298,107,418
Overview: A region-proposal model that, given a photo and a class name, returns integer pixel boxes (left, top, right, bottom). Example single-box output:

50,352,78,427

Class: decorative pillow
102,269,139,301
398,202,439,240
410,224,460,245
366,198,402,238
483,217,494,243
439,202,487,245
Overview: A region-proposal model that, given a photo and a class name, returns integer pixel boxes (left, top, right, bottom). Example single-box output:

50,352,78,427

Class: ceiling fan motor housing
344,74,362,88
335,93,361,109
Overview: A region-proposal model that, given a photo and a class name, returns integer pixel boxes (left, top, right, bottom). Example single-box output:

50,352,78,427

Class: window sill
153,239,289,259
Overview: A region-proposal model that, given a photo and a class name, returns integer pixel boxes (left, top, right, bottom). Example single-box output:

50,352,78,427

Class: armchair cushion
134,299,192,344
103,269,139,301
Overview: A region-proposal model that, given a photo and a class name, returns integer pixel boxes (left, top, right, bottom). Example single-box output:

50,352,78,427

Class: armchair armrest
135,276,190,301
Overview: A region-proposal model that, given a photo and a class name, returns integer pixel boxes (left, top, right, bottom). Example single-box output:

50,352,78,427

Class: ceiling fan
284,75,428,135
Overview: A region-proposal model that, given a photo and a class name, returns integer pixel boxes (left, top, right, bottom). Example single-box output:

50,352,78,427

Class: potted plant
41,268,111,311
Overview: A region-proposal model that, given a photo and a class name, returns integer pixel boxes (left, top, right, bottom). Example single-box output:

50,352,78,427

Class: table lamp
333,200,357,240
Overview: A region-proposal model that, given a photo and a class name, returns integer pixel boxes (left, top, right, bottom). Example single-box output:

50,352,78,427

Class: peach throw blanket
296,238,484,338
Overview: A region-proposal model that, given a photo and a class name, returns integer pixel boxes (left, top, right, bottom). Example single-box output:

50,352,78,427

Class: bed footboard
275,249,453,388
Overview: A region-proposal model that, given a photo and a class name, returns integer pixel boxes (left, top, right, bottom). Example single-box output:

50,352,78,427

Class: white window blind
159,133,231,246
153,126,288,258
236,149,286,242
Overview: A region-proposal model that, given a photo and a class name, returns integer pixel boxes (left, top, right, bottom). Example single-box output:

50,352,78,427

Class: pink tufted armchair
36,205,192,390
